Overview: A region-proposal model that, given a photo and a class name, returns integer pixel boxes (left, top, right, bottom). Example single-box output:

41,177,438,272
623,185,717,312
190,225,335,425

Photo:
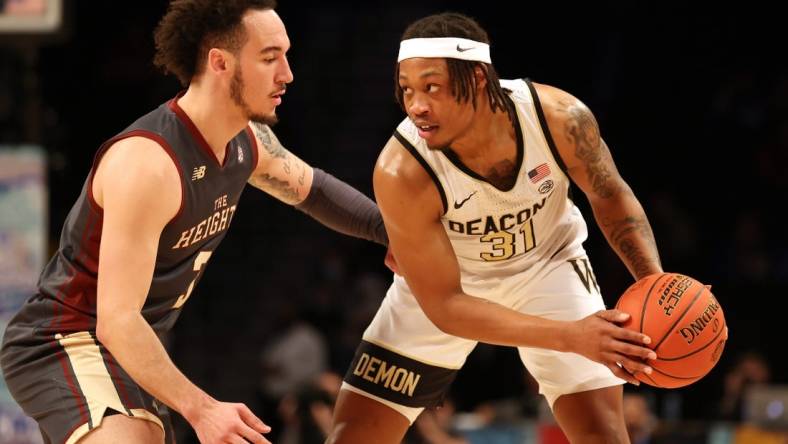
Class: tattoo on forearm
602,215,661,278
251,121,288,159
298,165,305,186
251,173,300,203
620,240,655,278
560,100,619,198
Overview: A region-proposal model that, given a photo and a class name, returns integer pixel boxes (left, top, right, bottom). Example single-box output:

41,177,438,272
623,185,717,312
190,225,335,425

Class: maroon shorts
1,326,174,443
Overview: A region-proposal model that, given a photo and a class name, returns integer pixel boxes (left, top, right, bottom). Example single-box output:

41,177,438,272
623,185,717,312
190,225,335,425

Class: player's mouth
415,122,439,139
270,89,286,106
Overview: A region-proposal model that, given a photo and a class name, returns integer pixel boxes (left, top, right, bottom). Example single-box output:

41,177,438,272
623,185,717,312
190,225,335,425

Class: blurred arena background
1,1,786,443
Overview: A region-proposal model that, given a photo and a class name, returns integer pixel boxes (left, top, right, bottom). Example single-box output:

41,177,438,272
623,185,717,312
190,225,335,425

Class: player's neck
177,85,248,159
450,101,515,163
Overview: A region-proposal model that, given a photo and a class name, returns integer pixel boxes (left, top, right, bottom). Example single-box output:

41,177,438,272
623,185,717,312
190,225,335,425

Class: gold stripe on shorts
56,331,164,438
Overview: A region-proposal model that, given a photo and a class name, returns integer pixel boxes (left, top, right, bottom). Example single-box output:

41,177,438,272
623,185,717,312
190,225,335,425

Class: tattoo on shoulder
560,99,619,198
251,121,288,159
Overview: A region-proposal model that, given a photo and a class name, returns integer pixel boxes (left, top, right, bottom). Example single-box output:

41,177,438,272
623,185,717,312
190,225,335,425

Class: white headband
397,37,491,64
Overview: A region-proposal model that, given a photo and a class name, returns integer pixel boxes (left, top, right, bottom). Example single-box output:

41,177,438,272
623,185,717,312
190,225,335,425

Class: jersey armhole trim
244,125,260,174
524,78,569,177
393,130,448,215
89,130,186,226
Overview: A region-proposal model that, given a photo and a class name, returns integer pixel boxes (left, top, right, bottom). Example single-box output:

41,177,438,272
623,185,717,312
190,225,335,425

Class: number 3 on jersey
479,219,536,261
172,251,212,308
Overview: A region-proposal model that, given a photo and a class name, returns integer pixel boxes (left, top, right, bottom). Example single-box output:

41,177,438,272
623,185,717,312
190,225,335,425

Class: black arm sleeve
295,168,388,246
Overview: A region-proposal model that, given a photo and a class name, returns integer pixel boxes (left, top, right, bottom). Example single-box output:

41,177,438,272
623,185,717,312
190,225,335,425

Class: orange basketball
614,272,728,388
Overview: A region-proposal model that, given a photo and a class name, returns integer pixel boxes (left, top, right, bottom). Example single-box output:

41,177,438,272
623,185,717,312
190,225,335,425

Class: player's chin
250,111,279,126
426,139,450,151
425,130,454,151
258,99,279,115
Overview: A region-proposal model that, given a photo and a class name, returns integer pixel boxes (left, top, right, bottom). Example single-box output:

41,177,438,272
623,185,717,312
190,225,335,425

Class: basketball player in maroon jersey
1,1,385,443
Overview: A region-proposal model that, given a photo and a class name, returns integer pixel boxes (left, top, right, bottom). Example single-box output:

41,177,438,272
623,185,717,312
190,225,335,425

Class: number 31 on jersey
479,219,535,261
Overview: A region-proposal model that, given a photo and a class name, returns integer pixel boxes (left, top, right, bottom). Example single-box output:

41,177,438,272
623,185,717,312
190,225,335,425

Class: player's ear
207,48,232,75
473,64,488,91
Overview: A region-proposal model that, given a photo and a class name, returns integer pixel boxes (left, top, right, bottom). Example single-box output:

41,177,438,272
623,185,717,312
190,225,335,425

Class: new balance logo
192,166,206,181
456,44,475,52
453,191,477,209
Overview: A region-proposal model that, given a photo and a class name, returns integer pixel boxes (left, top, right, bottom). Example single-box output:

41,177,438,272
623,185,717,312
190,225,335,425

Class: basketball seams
639,371,661,388
652,283,705,352
641,273,670,334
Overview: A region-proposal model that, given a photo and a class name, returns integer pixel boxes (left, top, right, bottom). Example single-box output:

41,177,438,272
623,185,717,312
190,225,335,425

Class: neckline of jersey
440,94,525,192
168,92,232,169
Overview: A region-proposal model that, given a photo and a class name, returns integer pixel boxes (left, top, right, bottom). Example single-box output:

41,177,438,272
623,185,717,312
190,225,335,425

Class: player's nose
408,96,429,116
278,57,294,84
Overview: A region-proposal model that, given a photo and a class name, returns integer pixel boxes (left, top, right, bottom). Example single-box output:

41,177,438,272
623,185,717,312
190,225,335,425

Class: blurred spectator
257,303,329,442
278,371,342,444
409,394,533,444
623,391,658,444
716,351,772,422
411,398,469,444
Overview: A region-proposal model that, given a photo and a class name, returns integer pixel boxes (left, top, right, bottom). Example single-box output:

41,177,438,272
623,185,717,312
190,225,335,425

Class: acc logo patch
538,179,554,194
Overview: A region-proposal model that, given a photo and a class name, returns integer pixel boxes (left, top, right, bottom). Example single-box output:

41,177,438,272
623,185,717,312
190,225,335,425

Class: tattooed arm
247,121,387,245
536,83,662,280
248,121,312,204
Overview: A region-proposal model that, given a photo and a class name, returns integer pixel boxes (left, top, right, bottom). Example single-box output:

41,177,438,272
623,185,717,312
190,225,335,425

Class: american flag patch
528,163,551,183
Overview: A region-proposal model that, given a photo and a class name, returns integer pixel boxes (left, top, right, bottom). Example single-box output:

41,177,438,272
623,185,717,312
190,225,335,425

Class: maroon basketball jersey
6,96,259,339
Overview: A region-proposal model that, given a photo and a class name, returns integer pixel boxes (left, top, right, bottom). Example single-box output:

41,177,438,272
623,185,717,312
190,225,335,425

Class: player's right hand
190,399,271,444
569,309,658,385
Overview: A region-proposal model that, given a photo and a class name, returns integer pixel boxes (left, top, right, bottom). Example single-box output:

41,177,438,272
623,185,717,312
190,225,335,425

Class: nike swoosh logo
456,44,475,52
453,191,477,209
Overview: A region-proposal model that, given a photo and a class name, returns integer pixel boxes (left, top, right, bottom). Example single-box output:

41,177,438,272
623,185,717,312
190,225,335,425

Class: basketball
615,272,728,388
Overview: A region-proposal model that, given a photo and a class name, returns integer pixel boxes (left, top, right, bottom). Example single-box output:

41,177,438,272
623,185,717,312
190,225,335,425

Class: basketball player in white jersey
328,12,664,443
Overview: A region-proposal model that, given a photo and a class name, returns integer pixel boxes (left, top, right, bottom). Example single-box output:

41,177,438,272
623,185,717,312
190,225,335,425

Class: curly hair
395,13,511,120
153,0,277,86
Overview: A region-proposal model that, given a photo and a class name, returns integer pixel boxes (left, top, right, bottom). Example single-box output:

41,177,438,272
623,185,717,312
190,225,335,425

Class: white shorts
342,257,624,423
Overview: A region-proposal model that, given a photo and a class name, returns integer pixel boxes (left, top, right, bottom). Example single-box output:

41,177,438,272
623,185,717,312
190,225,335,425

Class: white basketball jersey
392,79,590,298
